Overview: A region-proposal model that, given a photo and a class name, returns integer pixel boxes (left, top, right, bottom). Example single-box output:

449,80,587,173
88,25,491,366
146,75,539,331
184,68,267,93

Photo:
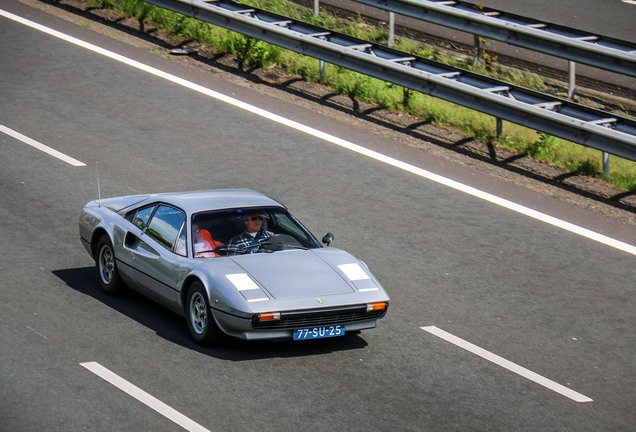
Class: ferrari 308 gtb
79,189,389,345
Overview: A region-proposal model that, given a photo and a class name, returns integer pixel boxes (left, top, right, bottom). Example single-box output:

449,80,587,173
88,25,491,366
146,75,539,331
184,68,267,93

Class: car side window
132,206,155,230
146,205,186,252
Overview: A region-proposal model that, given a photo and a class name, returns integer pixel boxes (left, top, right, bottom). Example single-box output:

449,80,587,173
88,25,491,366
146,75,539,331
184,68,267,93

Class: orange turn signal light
257,312,281,321
366,302,387,312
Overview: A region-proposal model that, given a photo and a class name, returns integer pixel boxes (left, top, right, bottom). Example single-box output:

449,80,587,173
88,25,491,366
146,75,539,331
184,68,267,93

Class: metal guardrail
351,0,636,78
145,0,636,161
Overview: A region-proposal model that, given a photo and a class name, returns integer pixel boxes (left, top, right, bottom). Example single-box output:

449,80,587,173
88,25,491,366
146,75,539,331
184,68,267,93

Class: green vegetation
87,0,635,191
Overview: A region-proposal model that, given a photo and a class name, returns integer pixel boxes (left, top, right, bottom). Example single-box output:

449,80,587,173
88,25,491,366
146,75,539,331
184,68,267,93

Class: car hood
229,249,358,300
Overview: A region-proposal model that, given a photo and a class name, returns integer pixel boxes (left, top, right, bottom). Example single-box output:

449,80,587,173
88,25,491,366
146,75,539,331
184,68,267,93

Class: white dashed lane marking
421,326,593,403
1,124,86,167
80,362,211,432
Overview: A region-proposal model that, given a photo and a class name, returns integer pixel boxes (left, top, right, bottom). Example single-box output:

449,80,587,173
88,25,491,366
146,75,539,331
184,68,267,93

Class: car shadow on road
53,267,369,361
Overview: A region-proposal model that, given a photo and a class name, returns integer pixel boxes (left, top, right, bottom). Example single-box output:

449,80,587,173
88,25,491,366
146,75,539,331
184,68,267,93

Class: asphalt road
1,1,635,431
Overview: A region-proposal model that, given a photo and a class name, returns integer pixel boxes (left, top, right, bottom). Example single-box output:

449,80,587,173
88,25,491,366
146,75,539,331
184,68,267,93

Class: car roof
131,189,285,215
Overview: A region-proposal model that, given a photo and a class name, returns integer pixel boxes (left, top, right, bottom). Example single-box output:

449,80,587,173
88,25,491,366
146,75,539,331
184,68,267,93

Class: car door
124,204,187,309
116,204,156,286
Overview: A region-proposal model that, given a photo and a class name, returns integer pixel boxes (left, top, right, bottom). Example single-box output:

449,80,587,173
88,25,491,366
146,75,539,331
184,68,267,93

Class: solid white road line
2,9,635,256
421,326,593,403
80,362,211,432
1,124,86,167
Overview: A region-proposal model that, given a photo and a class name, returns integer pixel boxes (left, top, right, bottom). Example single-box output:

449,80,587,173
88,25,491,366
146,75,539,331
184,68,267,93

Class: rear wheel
186,281,222,345
95,235,125,295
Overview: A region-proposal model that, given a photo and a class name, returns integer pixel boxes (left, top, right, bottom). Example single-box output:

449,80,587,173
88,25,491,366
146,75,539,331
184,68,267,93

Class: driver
227,211,274,254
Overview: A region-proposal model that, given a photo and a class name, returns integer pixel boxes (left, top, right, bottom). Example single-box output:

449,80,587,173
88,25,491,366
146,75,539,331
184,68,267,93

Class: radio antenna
96,161,102,207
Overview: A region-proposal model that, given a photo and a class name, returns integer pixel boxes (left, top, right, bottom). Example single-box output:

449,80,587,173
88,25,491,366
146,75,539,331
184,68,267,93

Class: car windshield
191,207,322,257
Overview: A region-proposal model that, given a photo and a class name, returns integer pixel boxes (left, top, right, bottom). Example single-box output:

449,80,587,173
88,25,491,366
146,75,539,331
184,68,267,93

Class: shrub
527,132,557,159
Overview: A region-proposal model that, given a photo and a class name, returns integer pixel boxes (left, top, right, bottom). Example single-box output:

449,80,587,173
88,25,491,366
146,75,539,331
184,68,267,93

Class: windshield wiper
217,244,266,255
258,240,308,252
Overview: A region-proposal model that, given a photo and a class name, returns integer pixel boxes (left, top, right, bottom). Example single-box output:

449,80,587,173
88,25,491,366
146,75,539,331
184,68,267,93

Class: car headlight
225,273,269,302
338,263,379,292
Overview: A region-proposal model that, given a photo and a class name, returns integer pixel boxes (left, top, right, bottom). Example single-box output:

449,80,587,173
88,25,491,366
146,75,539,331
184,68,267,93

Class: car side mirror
322,232,334,246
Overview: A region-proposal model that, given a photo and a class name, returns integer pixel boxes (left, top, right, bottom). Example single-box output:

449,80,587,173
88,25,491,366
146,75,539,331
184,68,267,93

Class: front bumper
213,304,387,340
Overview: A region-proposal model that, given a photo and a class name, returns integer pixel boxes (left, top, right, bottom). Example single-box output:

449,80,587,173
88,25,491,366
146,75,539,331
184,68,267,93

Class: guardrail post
403,87,410,107
603,152,610,176
313,0,319,16
568,61,576,99
319,60,326,83
388,12,395,47
496,117,503,139
473,35,482,65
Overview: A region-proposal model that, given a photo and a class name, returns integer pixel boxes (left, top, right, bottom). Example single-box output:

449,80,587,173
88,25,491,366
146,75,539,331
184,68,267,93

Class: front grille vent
252,305,387,329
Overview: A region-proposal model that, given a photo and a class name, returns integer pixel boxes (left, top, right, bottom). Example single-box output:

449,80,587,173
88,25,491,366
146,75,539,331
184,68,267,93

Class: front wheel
186,281,222,345
95,235,125,295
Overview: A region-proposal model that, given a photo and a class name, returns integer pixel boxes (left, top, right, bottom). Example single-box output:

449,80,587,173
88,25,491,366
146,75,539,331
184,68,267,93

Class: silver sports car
79,189,389,345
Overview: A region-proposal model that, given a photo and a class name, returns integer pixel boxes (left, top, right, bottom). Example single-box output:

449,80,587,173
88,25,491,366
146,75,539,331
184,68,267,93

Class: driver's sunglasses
250,216,263,221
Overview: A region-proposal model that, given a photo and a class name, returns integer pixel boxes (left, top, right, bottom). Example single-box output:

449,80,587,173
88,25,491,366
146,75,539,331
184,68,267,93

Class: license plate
293,324,345,340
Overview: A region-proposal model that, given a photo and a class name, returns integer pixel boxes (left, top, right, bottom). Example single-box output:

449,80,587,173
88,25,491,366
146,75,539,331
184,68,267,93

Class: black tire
95,235,125,295
186,281,223,345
